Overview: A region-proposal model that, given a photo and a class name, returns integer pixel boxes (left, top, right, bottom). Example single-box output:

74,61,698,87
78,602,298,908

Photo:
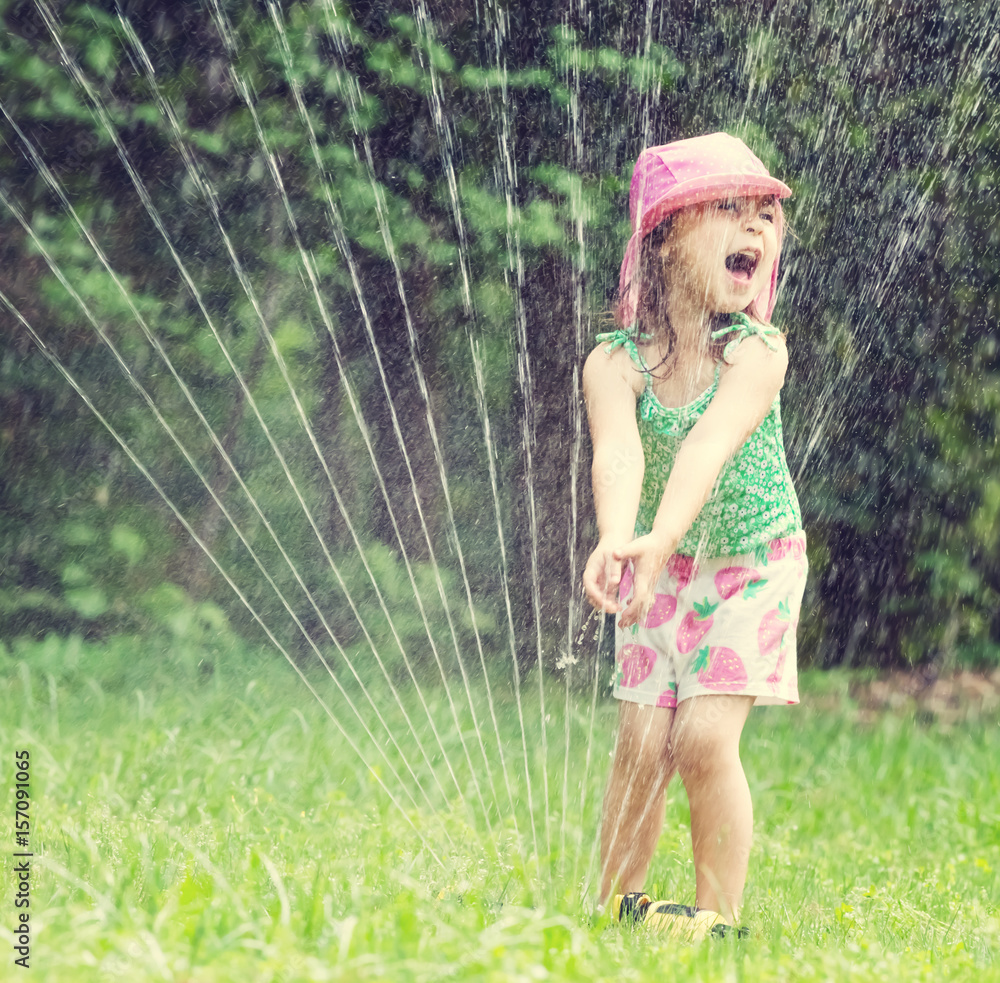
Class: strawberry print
692,646,748,691
666,554,696,592
645,593,677,628
766,648,786,693
767,537,805,564
618,643,657,687
768,610,799,692
656,683,678,708
714,566,764,601
676,597,719,654
759,598,792,658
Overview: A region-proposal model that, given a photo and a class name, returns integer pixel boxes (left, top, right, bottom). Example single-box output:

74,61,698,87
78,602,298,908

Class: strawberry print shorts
612,533,807,708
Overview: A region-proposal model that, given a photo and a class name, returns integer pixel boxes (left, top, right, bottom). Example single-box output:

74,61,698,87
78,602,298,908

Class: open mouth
725,250,759,281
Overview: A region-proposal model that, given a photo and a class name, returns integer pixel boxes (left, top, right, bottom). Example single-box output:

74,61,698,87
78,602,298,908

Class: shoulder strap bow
710,312,780,362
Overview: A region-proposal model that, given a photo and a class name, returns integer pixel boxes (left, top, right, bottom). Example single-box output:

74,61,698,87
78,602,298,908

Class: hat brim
637,174,792,238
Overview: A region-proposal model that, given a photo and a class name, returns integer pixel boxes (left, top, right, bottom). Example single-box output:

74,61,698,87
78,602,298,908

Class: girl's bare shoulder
583,341,646,399
717,324,788,401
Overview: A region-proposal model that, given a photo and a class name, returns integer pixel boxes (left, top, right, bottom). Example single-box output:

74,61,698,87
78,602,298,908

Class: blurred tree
2,0,999,673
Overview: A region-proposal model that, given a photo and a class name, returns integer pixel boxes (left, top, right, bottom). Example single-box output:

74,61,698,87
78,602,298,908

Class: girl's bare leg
598,701,675,904
669,694,755,923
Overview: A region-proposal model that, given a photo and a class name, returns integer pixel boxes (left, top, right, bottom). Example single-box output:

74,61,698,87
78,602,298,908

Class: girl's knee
669,733,735,785
668,697,752,782
668,729,708,783
612,736,673,790
609,740,673,804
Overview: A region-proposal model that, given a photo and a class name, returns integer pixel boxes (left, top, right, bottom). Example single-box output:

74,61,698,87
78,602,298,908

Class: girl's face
659,195,778,319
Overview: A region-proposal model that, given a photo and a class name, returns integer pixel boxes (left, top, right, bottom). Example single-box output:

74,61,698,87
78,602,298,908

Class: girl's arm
615,335,789,627
582,344,645,612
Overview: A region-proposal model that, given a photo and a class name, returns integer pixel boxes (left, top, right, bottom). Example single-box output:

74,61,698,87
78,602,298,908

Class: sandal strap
648,901,697,918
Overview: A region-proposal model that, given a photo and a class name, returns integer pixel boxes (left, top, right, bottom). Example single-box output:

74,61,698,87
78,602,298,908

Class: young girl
582,132,806,939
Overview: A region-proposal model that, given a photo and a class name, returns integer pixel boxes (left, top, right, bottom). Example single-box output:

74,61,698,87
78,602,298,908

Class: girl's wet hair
619,216,726,375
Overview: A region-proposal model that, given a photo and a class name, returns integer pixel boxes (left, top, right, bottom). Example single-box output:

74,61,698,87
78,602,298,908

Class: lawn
1,634,998,981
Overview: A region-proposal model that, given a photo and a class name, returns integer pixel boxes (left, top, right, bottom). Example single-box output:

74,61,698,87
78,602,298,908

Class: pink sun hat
618,132,792,326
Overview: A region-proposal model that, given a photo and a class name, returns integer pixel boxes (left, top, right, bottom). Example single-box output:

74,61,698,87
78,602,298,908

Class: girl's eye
760,211,775,223
717,200,738,211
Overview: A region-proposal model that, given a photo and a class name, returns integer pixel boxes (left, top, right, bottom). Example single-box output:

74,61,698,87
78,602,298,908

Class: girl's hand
583,536,631,612
613,533,675,629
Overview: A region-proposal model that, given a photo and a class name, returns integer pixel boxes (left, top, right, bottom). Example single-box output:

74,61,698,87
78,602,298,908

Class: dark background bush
2,0,998,673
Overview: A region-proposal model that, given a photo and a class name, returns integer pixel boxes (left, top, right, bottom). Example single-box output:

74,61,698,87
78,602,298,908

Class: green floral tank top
596,313,803,558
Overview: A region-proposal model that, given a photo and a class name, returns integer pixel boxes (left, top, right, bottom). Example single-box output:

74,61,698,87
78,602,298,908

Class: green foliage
2,0,1000,671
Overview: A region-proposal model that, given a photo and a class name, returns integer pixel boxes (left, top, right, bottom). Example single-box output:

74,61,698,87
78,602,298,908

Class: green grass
1,634,998,981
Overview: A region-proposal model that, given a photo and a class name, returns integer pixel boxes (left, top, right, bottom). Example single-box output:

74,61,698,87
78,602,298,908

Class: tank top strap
595,328,654,379
710,311,781,363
